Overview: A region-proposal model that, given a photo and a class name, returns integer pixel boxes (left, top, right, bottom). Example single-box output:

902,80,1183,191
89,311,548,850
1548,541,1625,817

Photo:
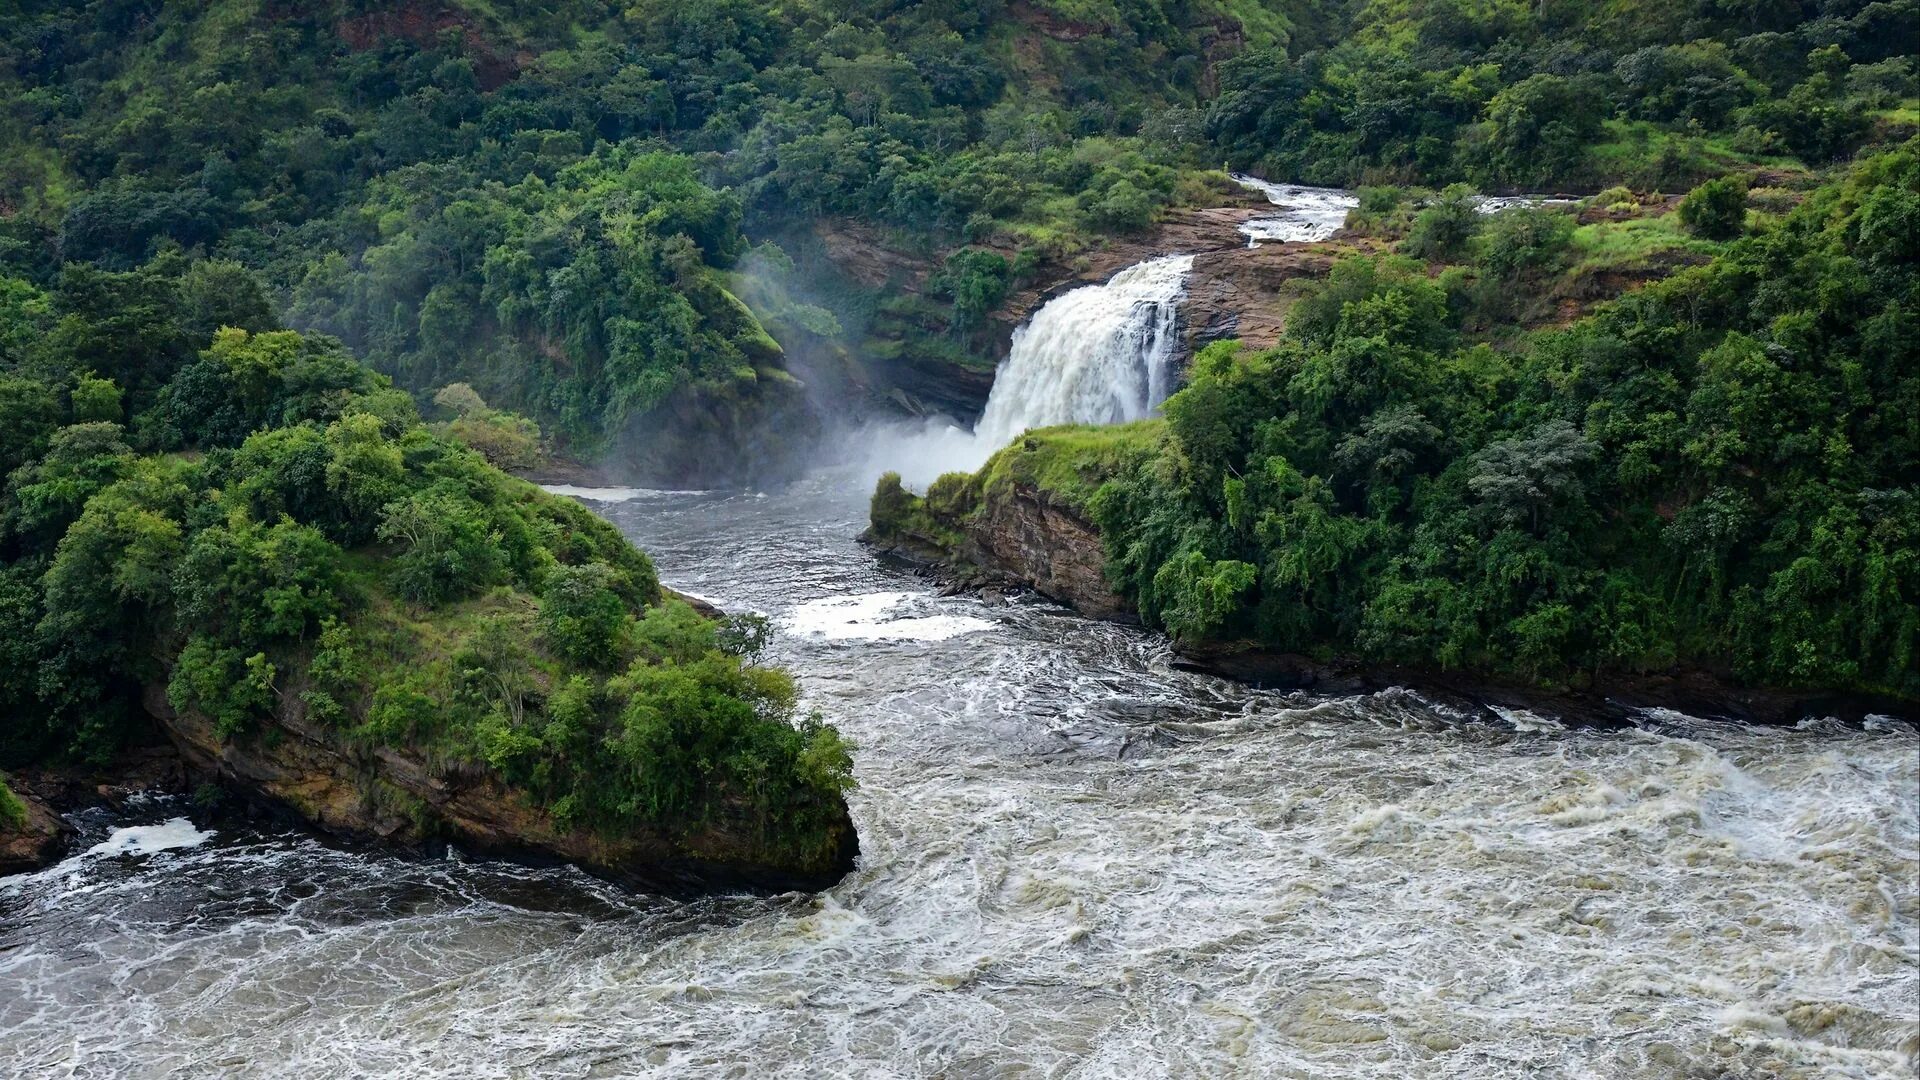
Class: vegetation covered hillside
1209,0,1919,189
6,1,1908,478
0,256,855,878
875,148,1920,703
0,0,1270,476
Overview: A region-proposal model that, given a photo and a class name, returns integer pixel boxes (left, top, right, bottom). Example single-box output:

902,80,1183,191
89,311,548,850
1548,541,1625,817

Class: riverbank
865,476,1918,728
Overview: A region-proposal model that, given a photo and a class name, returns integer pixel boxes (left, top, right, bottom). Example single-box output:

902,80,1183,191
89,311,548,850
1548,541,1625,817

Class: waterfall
863,254,1195,487
972,254,1194,448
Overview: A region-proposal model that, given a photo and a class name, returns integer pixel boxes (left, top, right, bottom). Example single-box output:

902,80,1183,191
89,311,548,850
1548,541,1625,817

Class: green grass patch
1570,214,1722,275
0,777,27,830
978,420,1169,511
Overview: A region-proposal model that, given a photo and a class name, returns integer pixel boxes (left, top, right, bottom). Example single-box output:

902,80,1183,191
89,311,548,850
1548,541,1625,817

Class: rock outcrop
0,779,72,875
142,682,859,893
962,483,1130,621
868,480,1129,621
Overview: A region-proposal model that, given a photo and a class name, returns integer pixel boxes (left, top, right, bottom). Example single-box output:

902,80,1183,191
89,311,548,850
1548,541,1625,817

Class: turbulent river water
4,184,1918,1077
3,469,1916,1078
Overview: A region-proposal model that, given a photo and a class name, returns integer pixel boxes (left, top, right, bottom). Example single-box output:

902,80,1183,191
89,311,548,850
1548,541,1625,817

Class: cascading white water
871,254,1196,486
1230,174,1359,246
972,254,1194,448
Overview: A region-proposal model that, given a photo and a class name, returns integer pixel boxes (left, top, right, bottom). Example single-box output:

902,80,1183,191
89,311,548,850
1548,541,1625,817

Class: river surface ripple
2,469,1916,1078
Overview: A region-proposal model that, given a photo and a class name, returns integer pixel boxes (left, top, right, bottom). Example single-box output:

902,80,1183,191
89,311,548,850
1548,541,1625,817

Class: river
4,181,1919,1077
1,465,1915,1078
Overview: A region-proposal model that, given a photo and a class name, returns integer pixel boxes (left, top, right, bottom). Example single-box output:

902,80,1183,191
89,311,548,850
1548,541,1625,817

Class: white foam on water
538,484,705,502
86,818,214,857
1231,174,1579,249
1231,174,1360,245
781,591,995,642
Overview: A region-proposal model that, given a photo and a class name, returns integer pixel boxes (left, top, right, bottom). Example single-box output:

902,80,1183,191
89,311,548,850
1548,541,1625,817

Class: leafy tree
540,562,630,668
1678,176,1749,239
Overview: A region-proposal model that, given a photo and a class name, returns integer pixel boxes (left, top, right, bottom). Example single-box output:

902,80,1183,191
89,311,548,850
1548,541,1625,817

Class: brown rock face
142,684,858,894
966,485,1130,621
0,781,72,875
871,482,1130,622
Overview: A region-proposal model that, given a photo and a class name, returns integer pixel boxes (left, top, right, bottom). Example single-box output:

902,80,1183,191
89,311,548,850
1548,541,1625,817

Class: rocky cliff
142,680,858,893
805,193,1362,423
867,475,1129,621
0,780,71,875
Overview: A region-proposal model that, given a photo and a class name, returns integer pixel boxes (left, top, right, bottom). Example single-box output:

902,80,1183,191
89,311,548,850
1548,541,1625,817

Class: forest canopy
875,146,1920,701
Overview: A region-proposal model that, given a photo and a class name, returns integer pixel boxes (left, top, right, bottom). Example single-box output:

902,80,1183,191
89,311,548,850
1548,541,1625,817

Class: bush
930,249,1011,329
377,486,506,605
1678,176,1748,240
540,562,631,668
1590,186,1637,211
1480,207,1577,280
1401,185,1482,261
869,472,914,539
925,472,981,520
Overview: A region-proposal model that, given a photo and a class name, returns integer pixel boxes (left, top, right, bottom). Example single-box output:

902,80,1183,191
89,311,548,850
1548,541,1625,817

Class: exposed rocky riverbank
867,482,1917,728
138,682,857,893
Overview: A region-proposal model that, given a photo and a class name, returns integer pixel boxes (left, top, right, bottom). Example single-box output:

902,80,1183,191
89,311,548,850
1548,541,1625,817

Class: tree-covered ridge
877,149,1920,700
1210,0,1918,189
0,258,854,856
0,0,1283,468
2,0,1910,481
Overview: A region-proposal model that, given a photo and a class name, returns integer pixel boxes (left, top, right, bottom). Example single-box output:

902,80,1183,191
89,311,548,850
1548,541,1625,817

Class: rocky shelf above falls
809,191,1375,422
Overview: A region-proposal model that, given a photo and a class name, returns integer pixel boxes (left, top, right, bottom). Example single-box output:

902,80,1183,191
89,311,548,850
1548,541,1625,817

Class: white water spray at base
875,255,1195,487
973,254,1194,448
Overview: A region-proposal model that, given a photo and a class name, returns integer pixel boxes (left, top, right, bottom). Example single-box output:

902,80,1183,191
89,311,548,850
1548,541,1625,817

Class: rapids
2,472,1915,1078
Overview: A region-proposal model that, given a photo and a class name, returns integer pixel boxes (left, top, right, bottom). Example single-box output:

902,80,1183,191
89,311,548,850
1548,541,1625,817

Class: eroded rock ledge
868,479,1130,623
137,676,857,894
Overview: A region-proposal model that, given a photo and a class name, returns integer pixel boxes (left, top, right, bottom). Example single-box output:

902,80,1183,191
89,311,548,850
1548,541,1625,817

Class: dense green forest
0,257,854,854
1210,0,1918,189
875,148,1920,700
1,0,1915,816
4,0,1912,478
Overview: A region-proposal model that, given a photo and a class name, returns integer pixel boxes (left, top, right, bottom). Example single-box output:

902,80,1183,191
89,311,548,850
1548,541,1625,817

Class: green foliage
869,472,915,540
0,777,26,831
930,250,1013,330
1479,208,1577,280
1401,186,1483,262
540,562,630,668
168,638,278,740
377,484,508,606
70,375,122,424
1206,1,1898,189
0,284,849,852
1678,176,1750,239
945,148,1920,701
